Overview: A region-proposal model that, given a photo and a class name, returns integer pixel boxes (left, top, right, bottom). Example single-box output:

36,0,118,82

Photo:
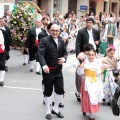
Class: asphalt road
0,48,119,120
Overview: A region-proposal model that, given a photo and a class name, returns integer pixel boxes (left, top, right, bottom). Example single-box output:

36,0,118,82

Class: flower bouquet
9,1,36,47
77,52,86,64
101,64,109,82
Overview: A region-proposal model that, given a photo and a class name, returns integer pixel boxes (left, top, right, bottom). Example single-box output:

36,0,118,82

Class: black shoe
70,50,73,53
30,68,33,72
46,114,52,120
51,110,64,118
23,63,27,66
75,92,80,102
72,50,76,53
104,54,106,57
59,102,64,108
36,71,41,75
108,102,111,105
102,99,106,102
5,66,8,72
0,81,4,86
83,112,86,116
52,102,64,108
89,117,95,120
43,100,45,105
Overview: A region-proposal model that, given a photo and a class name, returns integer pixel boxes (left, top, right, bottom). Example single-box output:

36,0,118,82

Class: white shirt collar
0,26,5,31
53,38,58,47
87,29,92,33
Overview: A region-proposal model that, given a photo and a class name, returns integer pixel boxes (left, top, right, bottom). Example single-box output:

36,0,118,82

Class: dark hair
107,48,115,53
86,17,94,23
47,22,54,30
42,17,48,21
84,43,94,52
47,22,59,30
88,49,96,55
72,24,76,28
80,16,84,18
5,9,9,11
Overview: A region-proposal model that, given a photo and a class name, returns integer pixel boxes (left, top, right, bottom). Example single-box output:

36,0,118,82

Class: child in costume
102,44,118,105
73,43,94,101
80,49,104,120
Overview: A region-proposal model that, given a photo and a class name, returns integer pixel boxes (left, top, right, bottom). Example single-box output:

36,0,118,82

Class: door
68,0,77,14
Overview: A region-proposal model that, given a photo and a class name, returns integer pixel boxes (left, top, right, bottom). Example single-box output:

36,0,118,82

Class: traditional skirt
103,71,117,102
81,79,100,113
75,70,84,93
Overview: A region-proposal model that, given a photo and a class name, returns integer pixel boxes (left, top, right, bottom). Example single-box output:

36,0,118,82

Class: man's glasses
51,30,59,32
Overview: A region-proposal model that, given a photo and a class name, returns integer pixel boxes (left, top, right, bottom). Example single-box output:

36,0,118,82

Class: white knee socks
36,62,40,72
45,97,51,115
53,93,62,113
30,61,34,69
24,55,28,64
0,71,5,82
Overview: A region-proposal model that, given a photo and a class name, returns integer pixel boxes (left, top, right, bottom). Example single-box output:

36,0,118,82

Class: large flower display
9,1,36,47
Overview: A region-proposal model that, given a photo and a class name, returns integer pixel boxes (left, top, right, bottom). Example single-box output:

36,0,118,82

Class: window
53,0,61,14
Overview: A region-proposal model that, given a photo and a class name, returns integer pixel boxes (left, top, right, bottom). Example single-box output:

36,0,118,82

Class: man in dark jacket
37,23,67,120
0,17,11,71
0,22,9,86
76,17,100,56
25,19,42,75
38,22,64,108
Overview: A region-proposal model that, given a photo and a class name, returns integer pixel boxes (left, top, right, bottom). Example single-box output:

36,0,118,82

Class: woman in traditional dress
80,49,104,120
66,24,78,53
102,45,118,105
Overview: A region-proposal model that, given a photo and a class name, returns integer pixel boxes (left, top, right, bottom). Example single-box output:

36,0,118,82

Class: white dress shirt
36,27,42,39
0,26,6,31
87,29,96,50
0,30,5,51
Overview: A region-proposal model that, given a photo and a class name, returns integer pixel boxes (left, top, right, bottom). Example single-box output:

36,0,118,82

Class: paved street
0,40,120,120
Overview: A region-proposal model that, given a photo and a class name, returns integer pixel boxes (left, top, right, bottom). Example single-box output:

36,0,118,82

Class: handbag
99,42,108,54
111,87,120,116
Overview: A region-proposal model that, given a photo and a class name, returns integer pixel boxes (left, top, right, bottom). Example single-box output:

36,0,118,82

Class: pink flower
101,64,109,70
23,37,27,41
106,44,116,53
77,52,85,60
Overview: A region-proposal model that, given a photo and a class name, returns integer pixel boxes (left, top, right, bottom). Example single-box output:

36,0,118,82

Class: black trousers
0,52,5,70
29,45,38,61
42,69,64,97
5,51,10,60
107,37,114,45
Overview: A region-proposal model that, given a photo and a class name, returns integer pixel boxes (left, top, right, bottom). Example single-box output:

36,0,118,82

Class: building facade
0,0,120,19
35,0,120,19
0,0,14,17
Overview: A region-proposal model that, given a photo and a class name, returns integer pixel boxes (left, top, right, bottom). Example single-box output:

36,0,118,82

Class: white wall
61,0,68,17
77,0,88,20
0,3,14,17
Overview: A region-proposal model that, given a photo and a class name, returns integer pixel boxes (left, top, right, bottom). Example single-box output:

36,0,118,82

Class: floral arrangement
77,52,86,64
9,1,36,47
101,64,109,82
